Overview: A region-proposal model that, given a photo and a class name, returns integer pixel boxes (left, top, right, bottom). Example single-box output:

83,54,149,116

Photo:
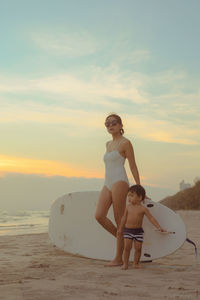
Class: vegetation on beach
160,181,200,210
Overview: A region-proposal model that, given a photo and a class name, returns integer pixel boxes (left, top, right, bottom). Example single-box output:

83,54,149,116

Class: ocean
0,209,49,236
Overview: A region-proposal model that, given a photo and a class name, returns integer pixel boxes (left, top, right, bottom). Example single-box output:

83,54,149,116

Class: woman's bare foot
121,264,128,270
104,259,123,267
133,263,143,269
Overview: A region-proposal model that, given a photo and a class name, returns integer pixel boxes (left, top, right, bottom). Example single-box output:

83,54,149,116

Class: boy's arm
144,207,165,232
117,207,128,235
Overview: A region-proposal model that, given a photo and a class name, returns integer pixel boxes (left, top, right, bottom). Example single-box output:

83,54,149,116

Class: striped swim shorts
123,227,144,243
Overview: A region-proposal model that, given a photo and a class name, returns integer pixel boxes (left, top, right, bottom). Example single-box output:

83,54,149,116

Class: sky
0,0,200,210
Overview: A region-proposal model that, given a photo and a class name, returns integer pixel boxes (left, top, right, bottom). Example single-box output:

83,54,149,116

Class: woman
95,113,141,266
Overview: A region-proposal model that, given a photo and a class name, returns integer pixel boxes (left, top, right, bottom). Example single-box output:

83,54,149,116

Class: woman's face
105,116,122,135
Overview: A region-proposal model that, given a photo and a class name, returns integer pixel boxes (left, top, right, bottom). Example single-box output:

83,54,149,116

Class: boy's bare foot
121,264,128,270
104,260,123,267
133,263,143,269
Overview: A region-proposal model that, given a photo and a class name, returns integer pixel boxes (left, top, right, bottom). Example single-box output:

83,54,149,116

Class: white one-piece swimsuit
104,150,129,191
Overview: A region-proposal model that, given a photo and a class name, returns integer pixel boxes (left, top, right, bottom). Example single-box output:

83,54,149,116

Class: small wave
30,211,50,217
0,218,8,223
10,211,32,217
0,211,9,216
41,214,50,218
14,210,49,217
0,210,50,218
0,210,49,236
0,223,39,228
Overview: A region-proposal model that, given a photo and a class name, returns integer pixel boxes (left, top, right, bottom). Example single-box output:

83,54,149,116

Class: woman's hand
117,229,123,237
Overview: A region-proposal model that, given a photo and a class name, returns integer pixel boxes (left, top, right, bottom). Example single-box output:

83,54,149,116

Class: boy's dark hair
128,184,146,200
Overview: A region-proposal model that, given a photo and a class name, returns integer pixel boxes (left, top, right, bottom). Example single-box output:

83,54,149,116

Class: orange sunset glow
0,154,103,179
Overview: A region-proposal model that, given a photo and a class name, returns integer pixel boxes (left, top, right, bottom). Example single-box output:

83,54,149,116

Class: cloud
0,70,148,105
0,74,199,145
112,49,151,65
2,96,197,145
0,154,102,178
125,115,200,145
1,100,198,145
31,30,99,57
0,101,107,140
0,57,199,146
30,29,152,66
126,50,151,64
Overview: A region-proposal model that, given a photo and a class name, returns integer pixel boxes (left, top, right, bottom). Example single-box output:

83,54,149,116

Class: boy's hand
159,227,166,232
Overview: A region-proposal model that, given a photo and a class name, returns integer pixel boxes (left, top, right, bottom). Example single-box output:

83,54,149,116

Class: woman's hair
106,113,124,135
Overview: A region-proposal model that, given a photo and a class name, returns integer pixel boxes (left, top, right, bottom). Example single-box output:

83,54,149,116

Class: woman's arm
124,140,140,185
117,207,128,234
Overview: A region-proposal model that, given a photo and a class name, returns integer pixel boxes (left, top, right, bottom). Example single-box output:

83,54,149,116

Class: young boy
118,184,165,270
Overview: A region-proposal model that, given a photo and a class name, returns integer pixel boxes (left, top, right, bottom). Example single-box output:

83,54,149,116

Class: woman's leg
95,186,117,237
106,181,129,266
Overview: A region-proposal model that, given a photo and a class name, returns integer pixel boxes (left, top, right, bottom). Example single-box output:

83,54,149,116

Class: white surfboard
48,191,186,261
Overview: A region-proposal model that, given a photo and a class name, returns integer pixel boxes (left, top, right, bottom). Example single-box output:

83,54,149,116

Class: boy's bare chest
128,206,144,216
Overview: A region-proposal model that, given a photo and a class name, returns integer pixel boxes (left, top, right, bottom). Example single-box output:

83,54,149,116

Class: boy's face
128,191,142,204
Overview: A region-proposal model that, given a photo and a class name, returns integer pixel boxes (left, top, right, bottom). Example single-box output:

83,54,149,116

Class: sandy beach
0,210,199,300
